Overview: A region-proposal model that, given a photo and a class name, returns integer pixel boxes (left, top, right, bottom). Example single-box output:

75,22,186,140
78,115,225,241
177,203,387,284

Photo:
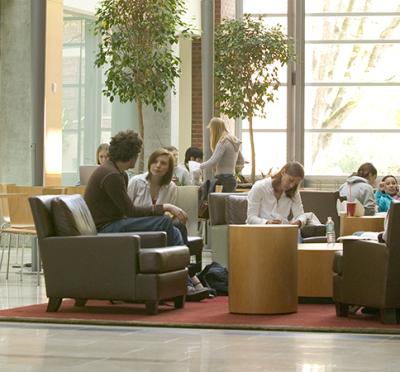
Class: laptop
79,165,99,185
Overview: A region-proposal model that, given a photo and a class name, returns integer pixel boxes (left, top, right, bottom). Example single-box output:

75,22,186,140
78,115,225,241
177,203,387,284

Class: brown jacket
84,160,163,229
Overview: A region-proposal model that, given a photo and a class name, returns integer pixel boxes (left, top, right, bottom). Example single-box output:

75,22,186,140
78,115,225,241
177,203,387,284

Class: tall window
62,12,111,185
242,0,400,177
304,0,400,176
241,2,289,176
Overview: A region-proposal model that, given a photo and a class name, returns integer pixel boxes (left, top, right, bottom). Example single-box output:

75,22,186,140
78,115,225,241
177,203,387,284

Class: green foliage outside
215,15,295,182
94,0,193,171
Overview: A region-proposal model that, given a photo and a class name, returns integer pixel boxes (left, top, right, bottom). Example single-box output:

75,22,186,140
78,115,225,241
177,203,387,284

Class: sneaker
361,307,379,315
186,286,209,302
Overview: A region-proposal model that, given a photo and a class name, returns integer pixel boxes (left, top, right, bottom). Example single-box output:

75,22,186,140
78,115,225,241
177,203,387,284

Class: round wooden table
229,224,298,314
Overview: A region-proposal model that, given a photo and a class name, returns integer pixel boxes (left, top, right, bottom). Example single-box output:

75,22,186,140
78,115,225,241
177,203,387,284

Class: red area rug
0,297,399,334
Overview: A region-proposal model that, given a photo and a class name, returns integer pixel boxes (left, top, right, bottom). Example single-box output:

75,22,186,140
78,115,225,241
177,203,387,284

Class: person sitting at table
338,162,377,216
96,143,109,165
246,161,307,228
163,145,192,186
375,174,400,212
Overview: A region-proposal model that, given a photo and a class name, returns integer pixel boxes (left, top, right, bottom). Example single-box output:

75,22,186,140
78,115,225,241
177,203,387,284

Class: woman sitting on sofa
338,162,377,216
127,148,210,301
246,161,307,227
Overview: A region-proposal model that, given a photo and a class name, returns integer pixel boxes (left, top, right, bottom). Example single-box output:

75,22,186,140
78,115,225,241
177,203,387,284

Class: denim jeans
99,215,184,246
215,174,237,192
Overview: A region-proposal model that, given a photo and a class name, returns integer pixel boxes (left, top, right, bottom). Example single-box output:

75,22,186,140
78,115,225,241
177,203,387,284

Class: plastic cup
346,202,356,217
215,185,223,193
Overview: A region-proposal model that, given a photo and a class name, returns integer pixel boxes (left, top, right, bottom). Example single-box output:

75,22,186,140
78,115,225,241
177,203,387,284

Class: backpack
197,262,228,295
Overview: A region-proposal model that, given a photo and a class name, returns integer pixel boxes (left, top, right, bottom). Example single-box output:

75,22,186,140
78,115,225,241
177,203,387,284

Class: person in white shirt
163,145,192,186
128,148,210,301
246,161,307,227
128,148,181,209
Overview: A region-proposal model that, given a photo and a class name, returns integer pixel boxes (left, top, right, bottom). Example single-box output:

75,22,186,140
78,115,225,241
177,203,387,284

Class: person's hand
290,220,302,227
163,204,188,224
266,219,282,224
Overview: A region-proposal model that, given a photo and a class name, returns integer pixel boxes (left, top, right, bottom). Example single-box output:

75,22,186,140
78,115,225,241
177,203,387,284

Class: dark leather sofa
333,202,400,324
29,194,189,315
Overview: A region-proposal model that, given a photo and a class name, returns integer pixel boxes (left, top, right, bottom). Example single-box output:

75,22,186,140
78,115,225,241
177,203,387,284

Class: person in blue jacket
375,175,400,212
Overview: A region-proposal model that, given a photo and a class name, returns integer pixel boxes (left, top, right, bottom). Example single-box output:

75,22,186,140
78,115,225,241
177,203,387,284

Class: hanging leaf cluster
215,15,295,119
94,0,193,111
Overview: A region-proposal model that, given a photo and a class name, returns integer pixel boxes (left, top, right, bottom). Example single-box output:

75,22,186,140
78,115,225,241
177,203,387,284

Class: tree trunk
249,116,256,184
137,98,145,172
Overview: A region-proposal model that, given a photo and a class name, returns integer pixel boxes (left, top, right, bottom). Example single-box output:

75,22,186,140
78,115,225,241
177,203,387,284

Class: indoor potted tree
215,15,295,183
94,0,193,171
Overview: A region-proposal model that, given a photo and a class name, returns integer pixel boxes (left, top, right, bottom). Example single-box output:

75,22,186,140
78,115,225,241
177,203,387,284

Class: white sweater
246,177,307,226
127,172,177,207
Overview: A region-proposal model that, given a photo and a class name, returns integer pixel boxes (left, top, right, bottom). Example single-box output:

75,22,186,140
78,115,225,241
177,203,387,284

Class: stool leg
36,238,40,286
0,232,5,272
6,233,12,280
20,235,25,282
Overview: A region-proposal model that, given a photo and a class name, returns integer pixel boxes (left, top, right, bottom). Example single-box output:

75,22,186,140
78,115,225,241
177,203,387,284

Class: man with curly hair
84,130,187,245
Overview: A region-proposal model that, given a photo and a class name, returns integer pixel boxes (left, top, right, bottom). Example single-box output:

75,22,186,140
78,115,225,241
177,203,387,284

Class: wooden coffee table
297,242,343,299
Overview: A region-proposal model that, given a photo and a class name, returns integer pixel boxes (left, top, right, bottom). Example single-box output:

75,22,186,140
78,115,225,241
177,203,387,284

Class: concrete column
31,0,46,185
0,1,33,185
201,0,214,180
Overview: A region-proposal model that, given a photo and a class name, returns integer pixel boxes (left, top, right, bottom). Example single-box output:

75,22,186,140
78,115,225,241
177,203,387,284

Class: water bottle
326,216,336,247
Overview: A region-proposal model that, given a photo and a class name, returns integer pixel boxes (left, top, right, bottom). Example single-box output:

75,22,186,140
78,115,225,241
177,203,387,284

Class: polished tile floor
1,249,400,370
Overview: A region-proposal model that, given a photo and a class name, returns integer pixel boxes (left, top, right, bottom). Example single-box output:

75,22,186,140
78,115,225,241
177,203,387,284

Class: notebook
79,165,99,185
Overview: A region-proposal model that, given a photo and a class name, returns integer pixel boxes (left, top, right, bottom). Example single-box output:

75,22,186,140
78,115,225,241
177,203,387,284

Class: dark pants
216,174,237,192
99,215,184,246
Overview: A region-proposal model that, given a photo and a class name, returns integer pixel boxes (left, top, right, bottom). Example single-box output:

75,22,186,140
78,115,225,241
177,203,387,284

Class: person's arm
168,182,178,205
290,192,307,227
103,174,163,217
363,186,377,216
199,141,225,170
246,182,269,224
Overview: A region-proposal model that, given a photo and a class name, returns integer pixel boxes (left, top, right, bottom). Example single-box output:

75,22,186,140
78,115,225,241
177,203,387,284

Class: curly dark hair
108,130,143,162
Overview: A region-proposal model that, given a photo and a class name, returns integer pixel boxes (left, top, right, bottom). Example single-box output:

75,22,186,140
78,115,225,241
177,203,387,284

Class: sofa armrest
97,231,167,248
340,240,389,302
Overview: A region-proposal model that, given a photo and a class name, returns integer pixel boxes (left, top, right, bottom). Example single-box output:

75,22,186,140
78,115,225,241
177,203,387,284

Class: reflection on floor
1,250,400,370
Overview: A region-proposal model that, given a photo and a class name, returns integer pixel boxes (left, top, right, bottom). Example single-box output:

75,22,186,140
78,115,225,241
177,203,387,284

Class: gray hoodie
200,134,241,176
338,175,376,216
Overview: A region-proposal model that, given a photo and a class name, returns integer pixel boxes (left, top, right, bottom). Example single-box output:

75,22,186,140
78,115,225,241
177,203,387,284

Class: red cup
346,201,356,217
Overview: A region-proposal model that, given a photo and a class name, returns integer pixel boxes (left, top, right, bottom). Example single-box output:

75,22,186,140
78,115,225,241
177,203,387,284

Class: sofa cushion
51,195,97,236
225,195,248,224
139,246,190,273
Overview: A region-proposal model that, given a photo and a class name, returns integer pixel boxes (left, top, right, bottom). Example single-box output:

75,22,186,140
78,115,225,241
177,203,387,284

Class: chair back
384,202,400,304
209,192,248,226
6,185,44,226
64,186,86,195
28,195,57,239
300,190,342,236
175,186,199,236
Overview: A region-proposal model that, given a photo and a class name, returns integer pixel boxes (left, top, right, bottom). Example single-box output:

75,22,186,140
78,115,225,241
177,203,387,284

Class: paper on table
337,232,379,241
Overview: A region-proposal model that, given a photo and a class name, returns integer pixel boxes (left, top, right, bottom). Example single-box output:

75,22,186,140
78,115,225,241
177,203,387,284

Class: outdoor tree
310,0,400,168
215,15,295,183
94,0,193,171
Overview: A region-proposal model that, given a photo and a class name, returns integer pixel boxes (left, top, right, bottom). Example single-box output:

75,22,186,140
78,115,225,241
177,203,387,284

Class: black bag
197,262,228,295
198,178,219,219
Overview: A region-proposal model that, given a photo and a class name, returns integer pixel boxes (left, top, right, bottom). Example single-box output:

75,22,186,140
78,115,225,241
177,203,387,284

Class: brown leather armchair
29,195,190,315
333,202,400,323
